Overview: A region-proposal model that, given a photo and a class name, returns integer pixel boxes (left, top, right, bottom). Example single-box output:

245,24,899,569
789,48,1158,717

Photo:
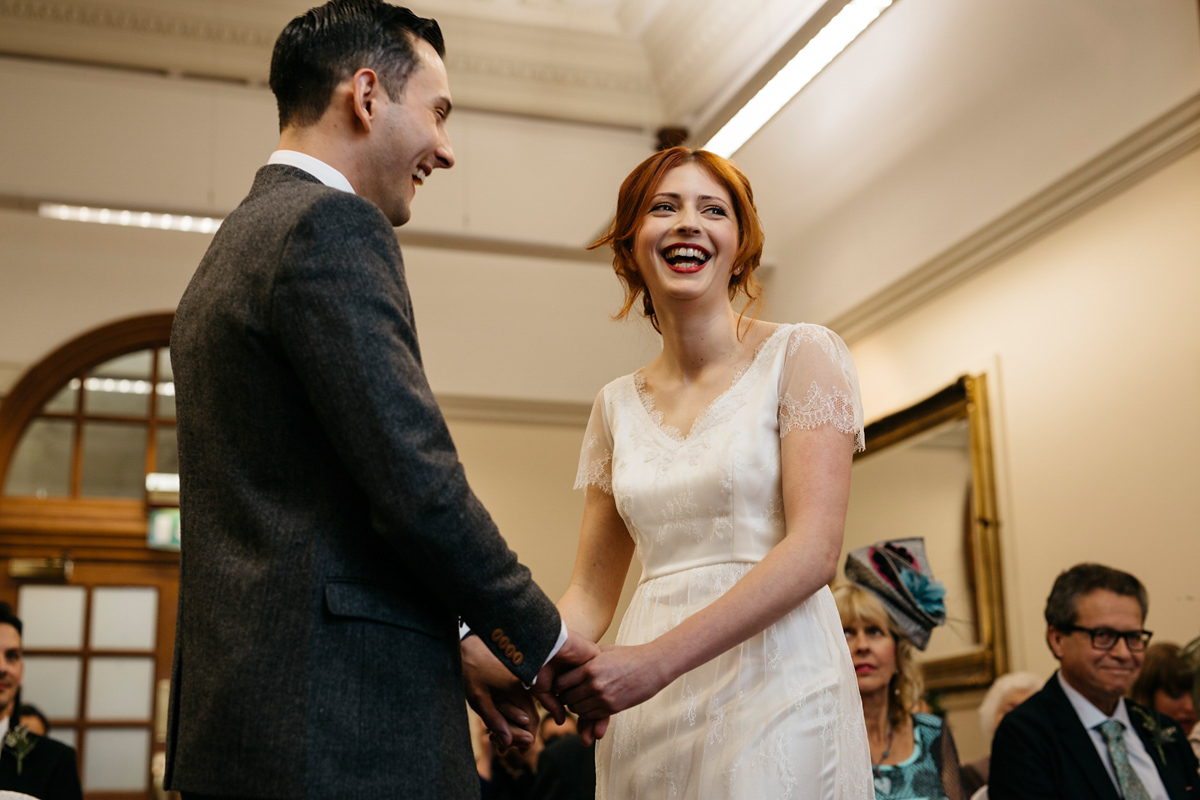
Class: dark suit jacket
990,675,1199,800
166,165,562,799
529,735,595,800
0,734,82,800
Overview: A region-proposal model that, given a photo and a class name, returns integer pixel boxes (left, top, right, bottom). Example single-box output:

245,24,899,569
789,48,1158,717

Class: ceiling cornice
0,0,663,127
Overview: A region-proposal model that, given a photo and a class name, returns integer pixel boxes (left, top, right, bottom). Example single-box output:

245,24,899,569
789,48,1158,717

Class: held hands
461,634,539,751
530,628,601,727
552,643,670,744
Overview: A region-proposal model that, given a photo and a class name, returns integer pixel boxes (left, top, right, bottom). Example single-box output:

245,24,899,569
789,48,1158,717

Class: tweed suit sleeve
269,192,560,683
989,708,1061,800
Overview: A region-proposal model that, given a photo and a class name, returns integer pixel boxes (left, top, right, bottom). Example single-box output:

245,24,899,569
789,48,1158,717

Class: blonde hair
833,582,924,727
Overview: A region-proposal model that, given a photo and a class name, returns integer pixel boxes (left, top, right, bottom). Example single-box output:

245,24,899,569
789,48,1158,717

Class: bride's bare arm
555,424,852,719
555,486,636,644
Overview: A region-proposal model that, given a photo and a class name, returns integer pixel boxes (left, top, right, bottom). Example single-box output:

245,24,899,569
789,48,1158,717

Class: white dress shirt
1057,671,1170,800
269,148,569,675
267,150,356,194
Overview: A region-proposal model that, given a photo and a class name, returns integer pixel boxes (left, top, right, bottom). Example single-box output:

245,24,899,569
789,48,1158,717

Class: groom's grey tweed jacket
165,165,561,799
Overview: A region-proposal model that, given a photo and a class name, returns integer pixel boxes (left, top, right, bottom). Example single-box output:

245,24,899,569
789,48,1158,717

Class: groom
165,2,594,797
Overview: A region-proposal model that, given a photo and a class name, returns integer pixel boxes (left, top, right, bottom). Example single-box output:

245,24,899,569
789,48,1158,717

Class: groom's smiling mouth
661,244,711,272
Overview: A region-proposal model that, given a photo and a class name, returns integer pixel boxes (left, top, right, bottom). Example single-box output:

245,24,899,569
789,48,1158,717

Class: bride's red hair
590,147,765,333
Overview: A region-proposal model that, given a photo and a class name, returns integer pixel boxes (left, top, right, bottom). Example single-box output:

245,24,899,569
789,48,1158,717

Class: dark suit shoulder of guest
530,735,596,800
0,734,83,800
989,675,1199,800
165,164,561,799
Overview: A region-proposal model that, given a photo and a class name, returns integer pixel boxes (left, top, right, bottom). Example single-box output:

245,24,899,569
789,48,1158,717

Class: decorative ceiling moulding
0,0,663,126
827,90,1200,344
0,0,277,83
435,12,662,127
436,394,592,427
0,192,611,265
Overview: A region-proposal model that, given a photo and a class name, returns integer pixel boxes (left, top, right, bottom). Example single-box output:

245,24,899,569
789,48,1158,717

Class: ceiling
2,0,1198,338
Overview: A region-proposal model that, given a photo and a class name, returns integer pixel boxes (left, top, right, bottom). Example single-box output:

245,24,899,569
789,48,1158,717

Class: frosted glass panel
87,657,154,720
4,418,73,497
19,585,86,648
80,421,146,498
85,351,152,416
91,587,157,650
49,726,77,750
83,727,149,791
155,426,178,473
21,656,81,718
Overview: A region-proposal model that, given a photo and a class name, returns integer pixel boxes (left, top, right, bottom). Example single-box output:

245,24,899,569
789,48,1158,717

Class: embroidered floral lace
571,323,872,800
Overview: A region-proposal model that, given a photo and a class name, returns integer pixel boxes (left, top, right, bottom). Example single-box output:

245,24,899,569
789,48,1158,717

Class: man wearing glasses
991,563,1198,800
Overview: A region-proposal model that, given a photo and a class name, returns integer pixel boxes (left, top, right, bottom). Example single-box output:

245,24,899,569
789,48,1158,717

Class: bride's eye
649,201,675,213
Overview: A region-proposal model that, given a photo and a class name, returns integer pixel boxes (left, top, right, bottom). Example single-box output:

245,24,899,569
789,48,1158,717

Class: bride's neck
654,303,746,380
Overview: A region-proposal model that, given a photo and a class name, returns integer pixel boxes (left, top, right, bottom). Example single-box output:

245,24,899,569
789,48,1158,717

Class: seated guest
17,705,48,737
528,731,595,800
990,564,1198,800
837,538,967,800
962,672,1043,794
0,602,82,800
471,709,535,800
1130,643,1197,737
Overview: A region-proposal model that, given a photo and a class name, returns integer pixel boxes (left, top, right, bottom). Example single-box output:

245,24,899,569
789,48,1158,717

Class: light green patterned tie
1097,718,1151,800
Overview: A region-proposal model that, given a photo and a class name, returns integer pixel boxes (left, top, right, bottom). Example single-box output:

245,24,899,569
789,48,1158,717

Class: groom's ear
350,68,383,133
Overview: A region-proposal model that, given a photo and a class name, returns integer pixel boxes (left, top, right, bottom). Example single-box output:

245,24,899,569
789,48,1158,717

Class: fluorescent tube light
39,202,222,233
704,0,893,158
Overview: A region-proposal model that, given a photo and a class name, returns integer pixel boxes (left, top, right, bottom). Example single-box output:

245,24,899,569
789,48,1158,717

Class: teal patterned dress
872,713,967,800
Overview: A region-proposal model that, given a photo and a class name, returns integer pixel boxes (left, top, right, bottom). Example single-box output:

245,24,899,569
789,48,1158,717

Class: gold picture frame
846,374,1007,690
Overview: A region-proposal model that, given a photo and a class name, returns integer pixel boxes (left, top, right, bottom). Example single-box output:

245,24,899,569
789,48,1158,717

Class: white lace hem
779,381,865,452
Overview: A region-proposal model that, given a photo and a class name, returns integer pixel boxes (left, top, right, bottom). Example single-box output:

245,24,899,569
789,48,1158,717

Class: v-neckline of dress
631,324,792,444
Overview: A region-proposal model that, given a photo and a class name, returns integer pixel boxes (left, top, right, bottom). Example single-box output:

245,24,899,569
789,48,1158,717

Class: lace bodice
574,323,863,582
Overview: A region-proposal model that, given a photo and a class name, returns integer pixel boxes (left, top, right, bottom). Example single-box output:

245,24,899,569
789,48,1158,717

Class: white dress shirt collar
1057,670,1170,800
268,150,356,195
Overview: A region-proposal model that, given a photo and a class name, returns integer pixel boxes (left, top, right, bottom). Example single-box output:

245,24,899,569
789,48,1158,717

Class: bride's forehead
654,163,730,197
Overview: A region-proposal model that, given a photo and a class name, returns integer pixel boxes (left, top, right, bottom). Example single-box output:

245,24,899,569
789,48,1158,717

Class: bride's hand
553,643,670,722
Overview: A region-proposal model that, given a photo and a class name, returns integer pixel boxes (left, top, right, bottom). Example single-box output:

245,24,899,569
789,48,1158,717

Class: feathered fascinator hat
844,537,946,651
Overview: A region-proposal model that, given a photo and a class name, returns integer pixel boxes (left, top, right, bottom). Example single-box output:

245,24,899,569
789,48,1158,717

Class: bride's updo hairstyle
591,147,765,333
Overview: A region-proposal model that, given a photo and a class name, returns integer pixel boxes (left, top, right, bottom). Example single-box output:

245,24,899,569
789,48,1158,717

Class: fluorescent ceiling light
704,0,893,158
39,202,222,234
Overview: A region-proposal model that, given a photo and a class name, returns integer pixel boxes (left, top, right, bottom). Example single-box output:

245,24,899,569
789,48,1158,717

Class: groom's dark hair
270,0,444,130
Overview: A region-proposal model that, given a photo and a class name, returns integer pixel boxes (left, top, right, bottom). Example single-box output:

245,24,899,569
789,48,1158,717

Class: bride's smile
633,162,738,304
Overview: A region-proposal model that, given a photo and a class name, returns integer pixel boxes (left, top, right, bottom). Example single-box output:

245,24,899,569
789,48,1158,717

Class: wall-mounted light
704,0,893,158
39,202,222,233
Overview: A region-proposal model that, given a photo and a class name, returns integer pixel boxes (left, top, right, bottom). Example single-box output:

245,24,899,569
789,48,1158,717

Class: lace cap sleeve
574,389,614,494
778,324,865,452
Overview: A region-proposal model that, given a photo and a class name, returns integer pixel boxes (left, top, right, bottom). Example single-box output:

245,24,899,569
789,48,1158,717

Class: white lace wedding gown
574,323,873,800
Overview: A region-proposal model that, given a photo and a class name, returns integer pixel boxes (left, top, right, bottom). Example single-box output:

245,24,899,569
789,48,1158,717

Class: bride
548,147,873,799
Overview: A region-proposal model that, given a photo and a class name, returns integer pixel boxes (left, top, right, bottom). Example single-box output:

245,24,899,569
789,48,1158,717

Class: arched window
0,313,176,540
0,313,179,796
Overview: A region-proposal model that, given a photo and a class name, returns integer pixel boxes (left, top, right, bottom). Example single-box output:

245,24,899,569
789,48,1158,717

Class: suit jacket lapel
1045,678,1123,800
1128,702,1188,800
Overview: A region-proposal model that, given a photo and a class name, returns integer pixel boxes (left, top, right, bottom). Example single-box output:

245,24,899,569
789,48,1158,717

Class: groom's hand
531,629,600,726
461,634,537,751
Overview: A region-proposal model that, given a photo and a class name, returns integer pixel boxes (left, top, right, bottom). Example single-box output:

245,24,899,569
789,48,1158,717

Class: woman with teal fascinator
834,538,967,800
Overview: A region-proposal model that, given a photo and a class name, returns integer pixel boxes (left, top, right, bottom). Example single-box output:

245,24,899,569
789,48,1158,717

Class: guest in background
0,602,82,800
1130,643,1197,737
990,563,1198,800
472,709,535,800
529,731,596,800
836,539,967,800
17,704,49,737
962,672,1042,795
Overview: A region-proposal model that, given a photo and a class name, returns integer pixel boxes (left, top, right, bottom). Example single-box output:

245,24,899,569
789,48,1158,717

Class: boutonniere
3,724,36,775
1130,705,1178,763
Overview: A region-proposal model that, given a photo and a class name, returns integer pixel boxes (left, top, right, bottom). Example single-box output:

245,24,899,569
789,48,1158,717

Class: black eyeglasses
1058,624,1153,652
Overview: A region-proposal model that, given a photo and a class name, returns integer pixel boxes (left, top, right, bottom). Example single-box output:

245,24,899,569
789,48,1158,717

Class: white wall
0,55,660,401
844,146,1200,758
